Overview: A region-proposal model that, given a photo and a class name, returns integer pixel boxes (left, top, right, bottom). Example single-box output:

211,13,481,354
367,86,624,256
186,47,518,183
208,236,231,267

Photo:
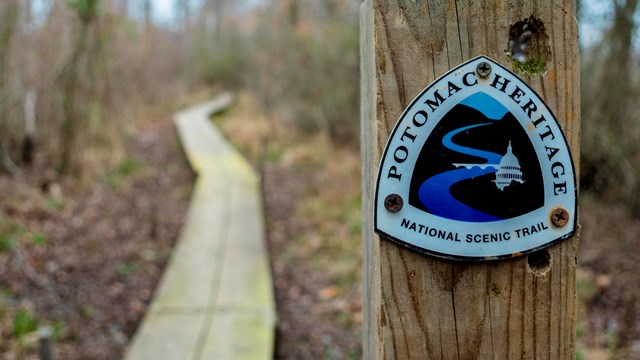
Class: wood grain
361,1,580,358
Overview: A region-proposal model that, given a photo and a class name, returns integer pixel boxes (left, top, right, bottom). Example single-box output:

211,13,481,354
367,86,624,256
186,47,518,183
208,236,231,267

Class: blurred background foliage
580,0,640,216
0,0,361,181
0,0,640,357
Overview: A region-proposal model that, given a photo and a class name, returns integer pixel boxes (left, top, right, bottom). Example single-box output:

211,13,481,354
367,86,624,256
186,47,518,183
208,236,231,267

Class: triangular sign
374,55,576,261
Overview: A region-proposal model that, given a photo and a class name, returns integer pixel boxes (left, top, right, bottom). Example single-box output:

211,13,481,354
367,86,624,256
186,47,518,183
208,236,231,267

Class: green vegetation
104,156,142,189
51,320,68,341
66,0,100,22
79,304,96,320
12,309,38,339
0,294,42,355
30,233,48,246
46,197,65,211
117,157,141,177
580,0,640,215
116,262,139,276
0,236,16,252
509,56,548,77
0,218,24,252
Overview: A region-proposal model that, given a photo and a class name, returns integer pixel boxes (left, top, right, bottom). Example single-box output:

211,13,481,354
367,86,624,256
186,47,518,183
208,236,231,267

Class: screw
476,61,492,78
384,194,403,213
550,208,569,227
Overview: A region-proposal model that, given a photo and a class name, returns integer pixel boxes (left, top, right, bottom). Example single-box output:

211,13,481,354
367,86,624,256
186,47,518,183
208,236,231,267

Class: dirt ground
0,94,638,359
0,114,194,359
578,195,640,359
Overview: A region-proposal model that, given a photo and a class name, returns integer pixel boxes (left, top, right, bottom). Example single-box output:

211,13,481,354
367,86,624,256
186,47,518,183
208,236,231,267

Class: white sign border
374,55,577,261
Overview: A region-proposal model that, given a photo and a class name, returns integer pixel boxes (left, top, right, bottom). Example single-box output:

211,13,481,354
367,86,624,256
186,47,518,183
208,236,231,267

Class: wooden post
361,1,580,358
38,326,54,360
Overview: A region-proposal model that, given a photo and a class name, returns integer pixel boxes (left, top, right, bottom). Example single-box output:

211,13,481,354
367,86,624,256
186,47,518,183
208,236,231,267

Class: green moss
509,55,547,77
31,233,48,246
115,262,139,276
51,320,68,341
508,16,550,78
118,157,141,176
13,309,38,338
46,197,65,211
577,277,597,302
104,156,142,189
0,219,25,252
576,322,585,339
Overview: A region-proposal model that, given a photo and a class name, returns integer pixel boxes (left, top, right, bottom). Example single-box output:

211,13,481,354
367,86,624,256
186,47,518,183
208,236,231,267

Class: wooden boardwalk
126,94,276,360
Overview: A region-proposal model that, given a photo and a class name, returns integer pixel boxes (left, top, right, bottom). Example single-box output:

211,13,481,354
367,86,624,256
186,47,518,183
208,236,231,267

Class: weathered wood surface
126,93,276,360
361,1,580,358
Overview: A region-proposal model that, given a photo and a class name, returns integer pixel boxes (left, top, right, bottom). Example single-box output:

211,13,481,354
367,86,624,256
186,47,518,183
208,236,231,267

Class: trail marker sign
374,56,576,261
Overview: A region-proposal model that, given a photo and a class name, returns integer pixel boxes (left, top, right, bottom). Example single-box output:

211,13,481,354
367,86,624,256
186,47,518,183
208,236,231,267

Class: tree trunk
0,0,21,176
59,0,100,175
603,0,639,136
143,0,152,30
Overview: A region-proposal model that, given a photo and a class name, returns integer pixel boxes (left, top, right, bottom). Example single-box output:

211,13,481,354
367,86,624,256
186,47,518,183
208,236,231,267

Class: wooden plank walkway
125,93,276,360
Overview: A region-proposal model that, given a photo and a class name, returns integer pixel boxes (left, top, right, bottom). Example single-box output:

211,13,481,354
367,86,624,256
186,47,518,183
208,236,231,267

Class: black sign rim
373,55,578,262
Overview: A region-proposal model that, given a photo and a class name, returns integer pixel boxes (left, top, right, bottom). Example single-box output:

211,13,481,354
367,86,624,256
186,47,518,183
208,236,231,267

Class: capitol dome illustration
493,141,524,190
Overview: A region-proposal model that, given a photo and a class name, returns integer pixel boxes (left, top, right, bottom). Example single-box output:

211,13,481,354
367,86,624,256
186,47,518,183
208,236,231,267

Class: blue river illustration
418,92,509,222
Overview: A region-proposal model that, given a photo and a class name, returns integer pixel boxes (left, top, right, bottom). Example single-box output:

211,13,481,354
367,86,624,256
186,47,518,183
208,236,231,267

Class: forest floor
577,195,640,359
0,111,195,359
0,92,638,359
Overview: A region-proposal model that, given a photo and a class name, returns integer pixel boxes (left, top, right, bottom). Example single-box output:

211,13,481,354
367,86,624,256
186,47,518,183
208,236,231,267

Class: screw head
476,61,492,78
384,194,403,213
550,208,569,227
